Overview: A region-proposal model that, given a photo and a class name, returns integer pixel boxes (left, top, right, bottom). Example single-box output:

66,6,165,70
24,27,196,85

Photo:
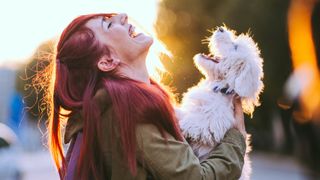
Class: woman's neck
119,56,150,84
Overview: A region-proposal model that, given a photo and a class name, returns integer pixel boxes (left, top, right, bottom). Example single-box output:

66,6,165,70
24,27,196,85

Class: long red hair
48,13,183,180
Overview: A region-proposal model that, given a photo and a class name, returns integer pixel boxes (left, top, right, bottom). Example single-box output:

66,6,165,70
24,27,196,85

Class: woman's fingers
233,96,246,138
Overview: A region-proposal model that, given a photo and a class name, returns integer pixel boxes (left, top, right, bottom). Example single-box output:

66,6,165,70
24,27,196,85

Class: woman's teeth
129,25,137,38
131,32,137,38
129,24,144,38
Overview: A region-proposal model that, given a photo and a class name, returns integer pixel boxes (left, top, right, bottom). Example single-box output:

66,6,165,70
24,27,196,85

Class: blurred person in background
0,123,21,180
46,13,247,180
8,91,23,137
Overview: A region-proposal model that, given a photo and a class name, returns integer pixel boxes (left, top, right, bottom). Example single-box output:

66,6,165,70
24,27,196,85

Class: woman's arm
136,124,246,180
136,96,246,180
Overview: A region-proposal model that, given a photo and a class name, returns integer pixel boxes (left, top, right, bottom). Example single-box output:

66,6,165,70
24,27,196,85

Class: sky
0,0,158,66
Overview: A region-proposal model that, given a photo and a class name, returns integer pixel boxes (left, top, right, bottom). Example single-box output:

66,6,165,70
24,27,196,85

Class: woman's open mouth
200,53,220,63
129,24,141,38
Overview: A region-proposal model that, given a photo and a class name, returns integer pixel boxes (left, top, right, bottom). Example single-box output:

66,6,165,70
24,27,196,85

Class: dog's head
209,26,237,57
194,26,264,115
194,26,238,78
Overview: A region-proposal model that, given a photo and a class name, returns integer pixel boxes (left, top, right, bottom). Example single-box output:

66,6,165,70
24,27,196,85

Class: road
16,150,314,180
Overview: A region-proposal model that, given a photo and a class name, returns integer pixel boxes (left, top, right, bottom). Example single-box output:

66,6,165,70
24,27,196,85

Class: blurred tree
15,40,56,122
156,0,291,150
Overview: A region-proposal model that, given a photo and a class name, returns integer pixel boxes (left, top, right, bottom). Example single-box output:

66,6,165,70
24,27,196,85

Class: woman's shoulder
93,88,112,112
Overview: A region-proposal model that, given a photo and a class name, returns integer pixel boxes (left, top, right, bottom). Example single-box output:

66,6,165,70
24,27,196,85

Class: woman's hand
233,96,247,139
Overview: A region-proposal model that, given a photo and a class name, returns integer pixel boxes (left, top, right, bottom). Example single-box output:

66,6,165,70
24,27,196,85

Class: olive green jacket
64,89,246,180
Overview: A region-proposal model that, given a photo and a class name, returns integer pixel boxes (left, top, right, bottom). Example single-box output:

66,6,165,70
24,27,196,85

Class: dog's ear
234,59,264,114
231,34,264,115
234,61,256,97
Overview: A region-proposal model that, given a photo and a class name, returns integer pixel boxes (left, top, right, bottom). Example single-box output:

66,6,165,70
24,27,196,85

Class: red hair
48,13,183,180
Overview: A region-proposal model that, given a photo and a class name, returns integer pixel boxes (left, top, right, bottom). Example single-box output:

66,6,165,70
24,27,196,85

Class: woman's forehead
86,13,114,23
86,17,102,28
87,15,113,26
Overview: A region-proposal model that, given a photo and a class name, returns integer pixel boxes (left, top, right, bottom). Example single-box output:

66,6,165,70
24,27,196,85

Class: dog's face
209,27,237,57
194,26,264,114
194,26,240,79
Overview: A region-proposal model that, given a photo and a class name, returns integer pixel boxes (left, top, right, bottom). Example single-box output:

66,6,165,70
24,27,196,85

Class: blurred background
0,0,319,179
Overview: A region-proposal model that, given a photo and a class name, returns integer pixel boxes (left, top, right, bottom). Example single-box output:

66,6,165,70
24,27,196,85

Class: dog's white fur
177,26,264,180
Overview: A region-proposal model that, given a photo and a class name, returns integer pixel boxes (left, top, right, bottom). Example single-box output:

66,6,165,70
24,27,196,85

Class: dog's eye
234,44,238,50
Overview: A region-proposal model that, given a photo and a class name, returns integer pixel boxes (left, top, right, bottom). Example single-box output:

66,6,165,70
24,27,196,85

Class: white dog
178,26,264,180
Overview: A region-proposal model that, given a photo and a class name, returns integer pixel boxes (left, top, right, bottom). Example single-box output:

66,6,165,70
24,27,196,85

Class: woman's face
86,13,153,64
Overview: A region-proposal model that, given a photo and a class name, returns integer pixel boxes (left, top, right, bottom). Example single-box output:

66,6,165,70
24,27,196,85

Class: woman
48,13,247,180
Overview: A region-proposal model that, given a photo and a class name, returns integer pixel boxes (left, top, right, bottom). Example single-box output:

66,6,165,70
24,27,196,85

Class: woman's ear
97,55,120,72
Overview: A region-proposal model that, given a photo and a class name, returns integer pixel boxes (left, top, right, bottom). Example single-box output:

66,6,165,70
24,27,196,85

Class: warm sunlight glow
0,0,166,78
287,0,320,122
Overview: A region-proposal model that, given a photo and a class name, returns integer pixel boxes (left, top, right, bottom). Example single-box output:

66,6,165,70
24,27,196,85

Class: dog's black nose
219,27,224,32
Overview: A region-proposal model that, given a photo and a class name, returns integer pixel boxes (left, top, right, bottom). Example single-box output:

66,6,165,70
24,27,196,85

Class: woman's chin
128,34,154,56
146,36,154,48
133,33,153,45
139,35,154,51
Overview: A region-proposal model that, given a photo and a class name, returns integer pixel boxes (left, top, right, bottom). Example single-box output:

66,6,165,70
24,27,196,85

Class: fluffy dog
178,26,264,180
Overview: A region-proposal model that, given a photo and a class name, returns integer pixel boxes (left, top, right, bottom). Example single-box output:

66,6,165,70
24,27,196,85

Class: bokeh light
287,0,320,122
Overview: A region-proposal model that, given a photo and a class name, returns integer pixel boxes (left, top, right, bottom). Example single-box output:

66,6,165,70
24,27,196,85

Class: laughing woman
48,13,247,180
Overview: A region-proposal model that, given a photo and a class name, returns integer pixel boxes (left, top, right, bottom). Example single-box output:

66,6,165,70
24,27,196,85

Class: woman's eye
108,22,112,29
102,17,112,30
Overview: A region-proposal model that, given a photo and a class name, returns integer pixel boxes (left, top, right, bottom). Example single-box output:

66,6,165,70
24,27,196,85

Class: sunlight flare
287,0,320,122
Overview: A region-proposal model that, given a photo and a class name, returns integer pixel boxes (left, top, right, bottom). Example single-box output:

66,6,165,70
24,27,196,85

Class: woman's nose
119,13,128,25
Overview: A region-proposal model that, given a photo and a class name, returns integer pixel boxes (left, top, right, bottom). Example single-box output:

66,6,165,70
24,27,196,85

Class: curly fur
177,26,264,180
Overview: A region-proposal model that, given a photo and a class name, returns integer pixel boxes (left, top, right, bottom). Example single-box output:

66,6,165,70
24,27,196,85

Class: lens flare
287,0,320,122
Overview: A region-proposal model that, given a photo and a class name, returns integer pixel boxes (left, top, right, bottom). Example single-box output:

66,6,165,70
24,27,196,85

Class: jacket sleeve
136,124,246,180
